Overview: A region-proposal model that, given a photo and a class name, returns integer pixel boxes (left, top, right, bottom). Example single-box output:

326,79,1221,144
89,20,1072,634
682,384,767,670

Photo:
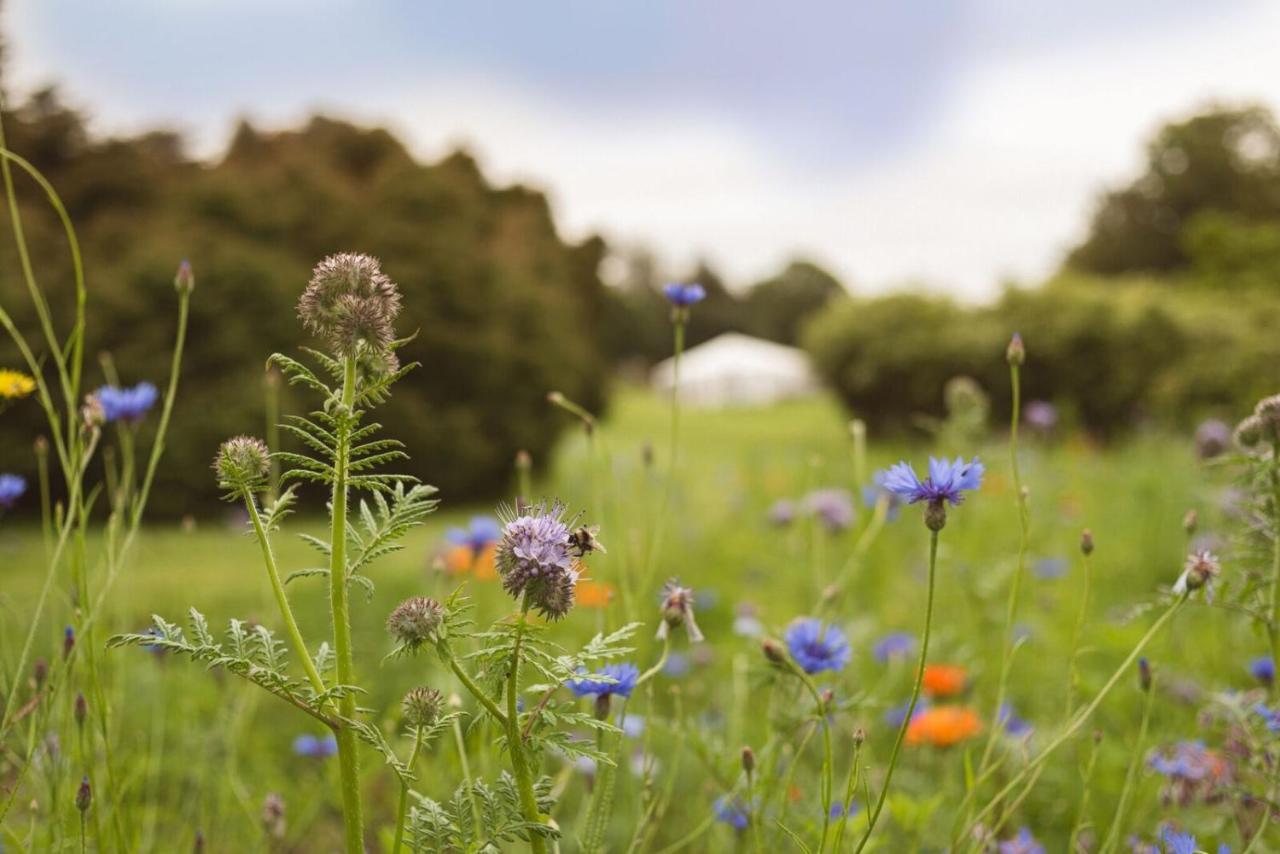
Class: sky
6,0,1280,299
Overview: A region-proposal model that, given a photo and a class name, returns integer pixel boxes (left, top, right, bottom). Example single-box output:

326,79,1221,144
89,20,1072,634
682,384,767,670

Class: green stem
507,601,548,854
963,593,1187,843
795,671,834,853
330,354,364,853
1066,733,1101,853
642,320,685,603
1066,547,1094,714
445,651,508,727
242,489,327,696
392,726,425,853
831,738,863,854
1099,681,1155,854
129,291,188,530
453,715,484,841
1269,437,1280,696
855,529,939,853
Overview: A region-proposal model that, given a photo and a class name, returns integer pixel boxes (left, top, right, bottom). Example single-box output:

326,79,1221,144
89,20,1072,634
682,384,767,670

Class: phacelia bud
298,253,401,361
1080,529,1094,556
402,686,445,728
174,260,195,296
214,436,271,495
386,597,445,648
1005,332,1025,367
1235,414,1265,449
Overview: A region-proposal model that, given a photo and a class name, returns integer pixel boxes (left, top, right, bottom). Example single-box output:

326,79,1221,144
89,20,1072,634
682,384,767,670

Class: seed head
298,253,401,360
386,597,445,648
214,436,271,495
656,579,704,643
402,686,445,728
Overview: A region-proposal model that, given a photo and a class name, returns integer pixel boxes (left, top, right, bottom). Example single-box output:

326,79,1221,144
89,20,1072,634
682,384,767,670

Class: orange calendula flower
0,369,36,400
922,664,967,698
905,706,982,747
577,579,615,609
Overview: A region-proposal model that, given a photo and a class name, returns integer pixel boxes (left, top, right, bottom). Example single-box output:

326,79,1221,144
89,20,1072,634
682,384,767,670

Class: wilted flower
801,488,856,533
1194,419,1232,460
386,596,445,648
96,382,158,423
656,579,704,643
298,252,402,361
214,436,271,494
567,663,639,699
1250,655,1275,686
1173,550,1221,594
998,827,1046,854
663,282,706,308
878,456,983,531
402,687,445,728
784,618,851,675
922,664,967,698
0,474,27,509
1022,400,1058,433
0,368,35,400
905,706,982,747
292,733,338,759
872,631,914,664
496,501,600,620
712,795,749,831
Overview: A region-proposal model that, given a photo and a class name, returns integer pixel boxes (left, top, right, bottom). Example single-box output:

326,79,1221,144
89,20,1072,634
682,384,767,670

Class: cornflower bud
741,746,755,774
33,658,47,689
75,777,91,813
74,692,87,728
1080,529,1094,556
1138,657,1152,692
1006,332,1025,366
762,638,788,666
174,259,194,296
63,626,75,660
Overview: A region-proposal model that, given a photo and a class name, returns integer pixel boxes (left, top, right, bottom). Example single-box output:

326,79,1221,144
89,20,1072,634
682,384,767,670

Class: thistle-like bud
1182,509,1198,537
402,686,445,728
1080,529,1094,556
1138,657,1152,692
741,746,755,774
297,253,401,361
386,597,446,648
1235,414,1266,449
1256,393,1280,425
656,579,704,643
1005,332,1025,367
33,657,48,689
214,436,270,495
74,692,87,728
75,777,91,813
63,626,75,660
762,638,788,666
174,259,195,296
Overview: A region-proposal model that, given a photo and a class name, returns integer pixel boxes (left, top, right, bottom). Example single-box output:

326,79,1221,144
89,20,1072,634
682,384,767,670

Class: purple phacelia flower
1148,740,1232,806
0,473,26,509
784,618,851,675
1195,419,1232,460
495,502,600,620
1022,400,1058,432
567,663,639,699
767,498,797,527
872,631,914,664
663,282,706,308
95,382,158,423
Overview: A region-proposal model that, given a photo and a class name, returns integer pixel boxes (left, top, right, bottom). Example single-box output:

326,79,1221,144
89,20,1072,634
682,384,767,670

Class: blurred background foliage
3,90,1280,513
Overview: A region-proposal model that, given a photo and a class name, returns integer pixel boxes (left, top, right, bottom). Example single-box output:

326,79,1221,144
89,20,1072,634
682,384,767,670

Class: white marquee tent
650,332,819,408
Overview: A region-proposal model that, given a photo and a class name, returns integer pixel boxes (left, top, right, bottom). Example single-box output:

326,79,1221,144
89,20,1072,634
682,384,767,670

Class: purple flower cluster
495,502,598,619
801,489,856,532
1148,740,1232,806
95,382,158,423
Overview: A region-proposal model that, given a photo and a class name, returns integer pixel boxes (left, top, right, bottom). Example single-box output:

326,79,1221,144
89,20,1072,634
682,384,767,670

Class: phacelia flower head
447,516,501,555
801,488,856,533
784,618,851,675
0,474,27,509
1174,550,1221,594
386,596,446,649
997,827,1046,854
402,686,445,728
96,382,158,423
1250,655,1275,686
878,456,983,531
292,733,338,759
496,501,600,620
873,631,914,664
298,252,402,361
663,282,706,308
1194,419,1232,460
0,368,35,401
214,436,271,494
656,578,704,643
712,795,750,831
567,663,640,699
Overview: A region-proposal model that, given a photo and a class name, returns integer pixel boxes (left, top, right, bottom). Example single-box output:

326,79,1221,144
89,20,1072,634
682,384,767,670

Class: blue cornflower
663,282,706,308
873,631,914,664
1250,655,1275,685
1161,827,1196,854
712,795,749,831
1033,557,1068,580
567,663,640,699
1252,702,1280,732
998,703,1033,737
292,733,338,758
95,382,158,423
0,474,26,509
998,827,1046,854
828,800,860,820
784,618,851,675
447,516,501,553
878,456,984,507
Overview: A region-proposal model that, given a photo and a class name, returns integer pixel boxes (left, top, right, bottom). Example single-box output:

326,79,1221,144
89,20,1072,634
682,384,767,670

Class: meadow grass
3,386,1250,851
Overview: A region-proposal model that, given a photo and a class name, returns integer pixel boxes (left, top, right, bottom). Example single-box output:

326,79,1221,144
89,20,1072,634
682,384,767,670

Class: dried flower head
214,436,271,494
298,253,401,360
386,596,446,648
1174,550,1221,594
402,686,445,728
656,579,704,643
495,501,600,620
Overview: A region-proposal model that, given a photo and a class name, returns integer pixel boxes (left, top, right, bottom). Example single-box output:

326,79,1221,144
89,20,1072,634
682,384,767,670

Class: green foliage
407,774,557,853
805,279,1280,434
0,92,608,514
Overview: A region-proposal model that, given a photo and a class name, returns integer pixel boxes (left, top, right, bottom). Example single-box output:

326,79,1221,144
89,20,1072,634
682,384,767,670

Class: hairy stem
392,726,425,853
507,601,548,854
1269,437,1280,697
856,529,939,853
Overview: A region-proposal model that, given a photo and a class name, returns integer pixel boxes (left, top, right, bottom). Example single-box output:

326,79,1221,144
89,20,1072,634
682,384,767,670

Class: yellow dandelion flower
0,369,36,400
